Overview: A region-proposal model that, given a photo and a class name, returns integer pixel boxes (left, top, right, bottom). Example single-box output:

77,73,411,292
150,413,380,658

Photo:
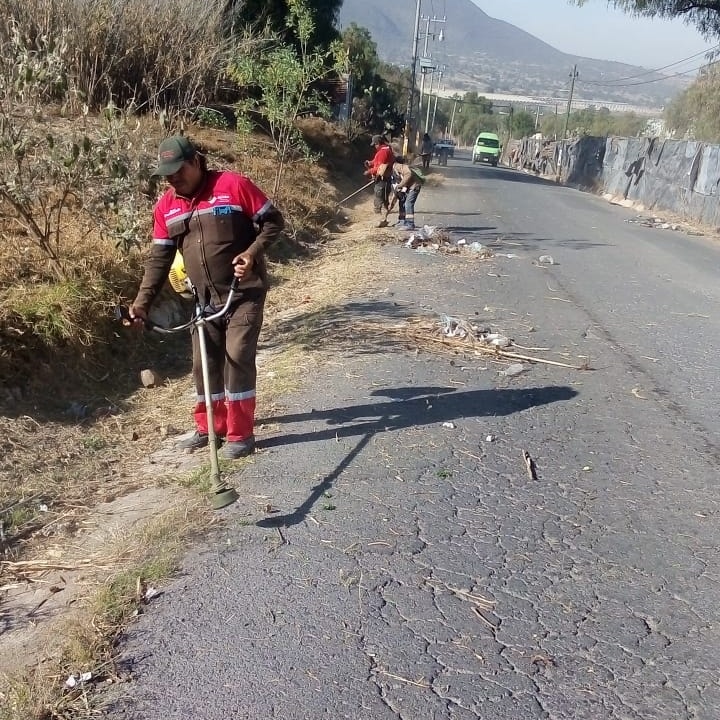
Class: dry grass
0,0,234,112
0,498,210,719
0,237,392,716
0,116,366,535
325,317,588,369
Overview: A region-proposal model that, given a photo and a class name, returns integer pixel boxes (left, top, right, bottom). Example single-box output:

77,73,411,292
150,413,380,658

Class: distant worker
420,132,434,170
437,144,449,166
390,158,425,230
364,134,394,216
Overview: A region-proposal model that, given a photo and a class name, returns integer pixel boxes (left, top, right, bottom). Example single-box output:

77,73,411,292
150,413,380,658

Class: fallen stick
522,450,538,480
511,343,552,352
1,559,101,573
0,492,43,516
375,670,431,688
491,348,585,369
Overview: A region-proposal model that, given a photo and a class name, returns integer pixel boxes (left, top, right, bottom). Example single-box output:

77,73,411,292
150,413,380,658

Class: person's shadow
256,384,578,528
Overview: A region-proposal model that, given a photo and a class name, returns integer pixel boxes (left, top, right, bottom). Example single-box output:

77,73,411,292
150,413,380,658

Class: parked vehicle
433,138,455,158
472,133,501,166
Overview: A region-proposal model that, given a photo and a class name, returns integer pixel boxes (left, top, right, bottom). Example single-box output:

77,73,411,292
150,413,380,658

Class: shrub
0,0,233,113
228,0,342,199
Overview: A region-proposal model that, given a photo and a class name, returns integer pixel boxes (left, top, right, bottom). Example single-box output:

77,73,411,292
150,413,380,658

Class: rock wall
566,136,720,228
508,134,720,228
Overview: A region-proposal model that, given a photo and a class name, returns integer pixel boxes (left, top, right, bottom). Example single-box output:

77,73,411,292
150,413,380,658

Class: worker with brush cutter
127,135,284,460
364,134,395,224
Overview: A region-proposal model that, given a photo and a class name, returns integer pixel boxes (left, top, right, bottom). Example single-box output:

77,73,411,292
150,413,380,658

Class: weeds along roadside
0,114,379,717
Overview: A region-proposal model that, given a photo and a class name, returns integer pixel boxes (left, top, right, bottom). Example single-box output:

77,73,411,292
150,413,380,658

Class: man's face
166,156,203,197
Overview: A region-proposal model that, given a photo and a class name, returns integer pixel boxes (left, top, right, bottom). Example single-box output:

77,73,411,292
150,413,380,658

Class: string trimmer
116,280,243,510
335,180,374,208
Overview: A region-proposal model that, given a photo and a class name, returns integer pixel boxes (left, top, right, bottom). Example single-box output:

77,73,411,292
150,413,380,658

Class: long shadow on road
260,384,577,443
257,384,578,528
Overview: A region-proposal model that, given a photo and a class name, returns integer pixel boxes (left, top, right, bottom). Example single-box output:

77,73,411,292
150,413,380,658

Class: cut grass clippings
277,314,590,371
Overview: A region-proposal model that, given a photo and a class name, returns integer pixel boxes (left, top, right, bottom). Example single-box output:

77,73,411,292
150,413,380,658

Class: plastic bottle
498,363,526,377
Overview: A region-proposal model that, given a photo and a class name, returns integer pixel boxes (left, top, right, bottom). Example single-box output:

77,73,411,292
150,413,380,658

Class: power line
581,44,720,86
579,60,717,88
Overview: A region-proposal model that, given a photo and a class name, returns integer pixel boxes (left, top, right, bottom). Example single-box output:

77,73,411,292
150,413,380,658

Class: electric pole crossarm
417,12,446,135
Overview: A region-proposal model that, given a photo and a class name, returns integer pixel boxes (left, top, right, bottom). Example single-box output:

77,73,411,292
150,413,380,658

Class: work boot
176,431,209,452
220,436,256,460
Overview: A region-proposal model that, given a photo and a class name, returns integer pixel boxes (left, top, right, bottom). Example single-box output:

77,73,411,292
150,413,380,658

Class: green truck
471,132,501,167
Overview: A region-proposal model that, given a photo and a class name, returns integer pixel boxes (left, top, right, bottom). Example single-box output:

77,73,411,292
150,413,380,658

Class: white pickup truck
433,138,455,158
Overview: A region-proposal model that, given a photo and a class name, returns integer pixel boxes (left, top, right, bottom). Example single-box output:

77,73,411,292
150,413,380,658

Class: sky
471,0,717,69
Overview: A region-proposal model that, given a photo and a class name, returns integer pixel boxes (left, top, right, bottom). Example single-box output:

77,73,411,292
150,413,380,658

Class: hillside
338,0,690,108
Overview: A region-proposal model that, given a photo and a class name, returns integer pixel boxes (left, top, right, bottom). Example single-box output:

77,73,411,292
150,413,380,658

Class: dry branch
346,318,586,369
522,450,538,480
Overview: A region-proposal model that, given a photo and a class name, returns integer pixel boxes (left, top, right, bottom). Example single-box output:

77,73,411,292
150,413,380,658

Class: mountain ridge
338,0,688,108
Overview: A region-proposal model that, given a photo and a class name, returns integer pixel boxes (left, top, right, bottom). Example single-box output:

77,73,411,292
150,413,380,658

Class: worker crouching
391,159,425,230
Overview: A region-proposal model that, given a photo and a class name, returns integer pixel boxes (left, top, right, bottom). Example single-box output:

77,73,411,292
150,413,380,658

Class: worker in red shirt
364,134,395,215
129,136,284,459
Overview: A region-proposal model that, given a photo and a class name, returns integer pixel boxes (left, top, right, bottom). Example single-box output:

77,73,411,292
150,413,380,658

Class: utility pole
448,99,461,140
417,13,446,135
418,15,432,133
425,66,442,132
430,72,443,131
428,67,445,132
403,0,422,156
563,65,579,140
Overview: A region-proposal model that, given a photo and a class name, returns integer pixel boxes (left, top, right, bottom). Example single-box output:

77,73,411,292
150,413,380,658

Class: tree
539,106,647,139
664,64,720,140
463,92,494,114
572,1,720,37
512,110,537,138
228,0,341,198
0,28,149,280
339,23,380,95
224,0,342,49
540,112,564,140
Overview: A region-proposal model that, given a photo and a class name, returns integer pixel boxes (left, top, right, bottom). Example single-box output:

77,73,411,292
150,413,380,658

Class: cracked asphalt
107,152,720,719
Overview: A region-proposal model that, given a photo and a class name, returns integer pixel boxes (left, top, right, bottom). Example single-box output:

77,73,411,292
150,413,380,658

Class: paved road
108,153,720,719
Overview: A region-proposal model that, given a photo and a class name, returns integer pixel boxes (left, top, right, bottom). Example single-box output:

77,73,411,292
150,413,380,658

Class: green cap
152,135,196,176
